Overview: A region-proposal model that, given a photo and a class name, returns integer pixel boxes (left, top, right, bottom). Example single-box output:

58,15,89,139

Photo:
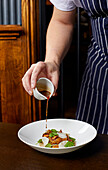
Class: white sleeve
50,0,76,11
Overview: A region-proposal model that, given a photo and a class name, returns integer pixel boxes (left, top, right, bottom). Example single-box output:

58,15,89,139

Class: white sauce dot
59,141,68,148
42,137,49,146
57,132,67,139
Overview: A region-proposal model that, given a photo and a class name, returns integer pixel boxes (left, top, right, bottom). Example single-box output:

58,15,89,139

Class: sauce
46,99,48,129
39,90,51,99
38,90,51,129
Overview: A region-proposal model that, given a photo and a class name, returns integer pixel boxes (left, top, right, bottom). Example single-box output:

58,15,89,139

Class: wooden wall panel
0,34,32,124
1,40,20,121
29,0,41,121
0,0,39,124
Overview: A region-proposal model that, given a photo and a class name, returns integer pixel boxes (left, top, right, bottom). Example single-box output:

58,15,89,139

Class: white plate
18,119,97,154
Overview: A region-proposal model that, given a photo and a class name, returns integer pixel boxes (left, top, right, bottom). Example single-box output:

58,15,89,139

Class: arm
45,7,76,66
22,7,76,95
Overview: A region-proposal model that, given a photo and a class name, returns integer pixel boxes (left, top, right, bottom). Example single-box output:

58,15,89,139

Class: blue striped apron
76,0,108,134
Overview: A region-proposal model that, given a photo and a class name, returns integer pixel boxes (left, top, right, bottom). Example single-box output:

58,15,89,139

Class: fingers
51,75,59,96
52,63,60,92
22,62,46,95
52,73,59,92
22,64,35,95
22,61,60,97
31,62,46,89
22,77,32,95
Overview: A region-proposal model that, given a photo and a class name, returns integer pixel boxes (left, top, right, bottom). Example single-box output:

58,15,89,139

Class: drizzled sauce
38,90,51,129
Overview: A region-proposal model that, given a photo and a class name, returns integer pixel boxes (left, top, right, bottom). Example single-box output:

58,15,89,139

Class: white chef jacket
50,0,82,11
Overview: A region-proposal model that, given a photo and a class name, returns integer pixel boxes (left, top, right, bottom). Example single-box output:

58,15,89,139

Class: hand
22,61,60,95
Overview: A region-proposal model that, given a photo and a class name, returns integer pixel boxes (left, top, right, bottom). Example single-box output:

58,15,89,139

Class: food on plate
36,129,76,148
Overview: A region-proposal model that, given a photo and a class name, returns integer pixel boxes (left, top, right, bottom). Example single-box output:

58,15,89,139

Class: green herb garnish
51,129,58,133
37,139,42,143
69,137,75,141
64,141,75,147
45,143,52,148
49,132,58,137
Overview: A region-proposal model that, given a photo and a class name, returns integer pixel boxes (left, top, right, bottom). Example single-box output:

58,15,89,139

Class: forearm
22,9,76,94
45,8,76,67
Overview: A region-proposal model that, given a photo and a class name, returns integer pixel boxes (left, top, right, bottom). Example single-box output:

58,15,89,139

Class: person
22,0,108,134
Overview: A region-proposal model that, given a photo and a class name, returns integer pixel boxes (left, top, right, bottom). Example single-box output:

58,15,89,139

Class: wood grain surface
0,123,108,170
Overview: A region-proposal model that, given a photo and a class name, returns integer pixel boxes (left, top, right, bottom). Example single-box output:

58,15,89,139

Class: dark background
40,5,91,120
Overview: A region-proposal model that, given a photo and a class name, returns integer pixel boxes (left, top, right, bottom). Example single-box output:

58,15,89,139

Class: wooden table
0,123,108,170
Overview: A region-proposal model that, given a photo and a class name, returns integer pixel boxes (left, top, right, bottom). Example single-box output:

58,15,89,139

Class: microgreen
69,137,75,141
45,143,52,148
49,132,58,137
64,141,75,147
51,129,58,133
37,139,42,143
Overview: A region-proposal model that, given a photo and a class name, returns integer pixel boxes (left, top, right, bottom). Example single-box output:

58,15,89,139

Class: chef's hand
22,61,60,95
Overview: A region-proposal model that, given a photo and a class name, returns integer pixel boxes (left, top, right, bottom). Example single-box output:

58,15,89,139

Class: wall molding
0,25,23,40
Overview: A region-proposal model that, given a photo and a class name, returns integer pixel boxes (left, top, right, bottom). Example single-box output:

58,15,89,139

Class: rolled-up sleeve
50,0,76,11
